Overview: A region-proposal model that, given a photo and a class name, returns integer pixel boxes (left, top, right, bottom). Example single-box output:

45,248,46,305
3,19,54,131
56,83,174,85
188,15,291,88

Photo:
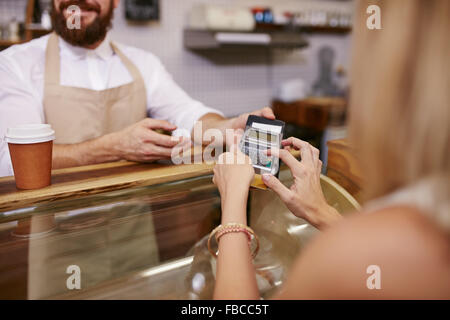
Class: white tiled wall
110,0,353,117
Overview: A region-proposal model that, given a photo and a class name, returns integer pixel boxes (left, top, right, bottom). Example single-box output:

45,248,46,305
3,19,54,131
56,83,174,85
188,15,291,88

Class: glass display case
0,165,359,300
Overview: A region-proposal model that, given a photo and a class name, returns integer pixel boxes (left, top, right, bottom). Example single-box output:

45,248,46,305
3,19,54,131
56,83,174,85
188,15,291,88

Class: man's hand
230,107,275,130
196,107,276,146
52,118,186,169
109,118,183,162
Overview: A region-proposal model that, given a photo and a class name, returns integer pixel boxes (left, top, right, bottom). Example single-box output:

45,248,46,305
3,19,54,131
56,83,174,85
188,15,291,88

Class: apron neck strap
45,32,61,86
45,33,143,86
110,42,143,82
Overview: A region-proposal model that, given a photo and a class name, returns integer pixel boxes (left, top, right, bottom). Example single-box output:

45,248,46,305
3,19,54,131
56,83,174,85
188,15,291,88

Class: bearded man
0,0,274,177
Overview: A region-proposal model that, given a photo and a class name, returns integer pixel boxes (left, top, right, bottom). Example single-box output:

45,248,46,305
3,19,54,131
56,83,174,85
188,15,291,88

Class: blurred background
0,0,354,167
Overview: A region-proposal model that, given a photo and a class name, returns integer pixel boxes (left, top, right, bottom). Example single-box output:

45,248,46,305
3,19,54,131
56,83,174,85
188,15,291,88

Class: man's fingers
142,118,177,131
262,174,291,201
170,138,192,155
261,107,276,119
144,145,173,158
250,107,275,120
145,131,185,148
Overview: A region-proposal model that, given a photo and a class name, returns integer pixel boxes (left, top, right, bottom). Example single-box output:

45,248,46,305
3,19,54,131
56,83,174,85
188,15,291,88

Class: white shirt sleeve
0,56,44,177
143,55,224,137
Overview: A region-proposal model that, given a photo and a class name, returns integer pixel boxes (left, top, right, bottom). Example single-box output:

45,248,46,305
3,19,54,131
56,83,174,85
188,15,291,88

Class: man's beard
51,0,114,47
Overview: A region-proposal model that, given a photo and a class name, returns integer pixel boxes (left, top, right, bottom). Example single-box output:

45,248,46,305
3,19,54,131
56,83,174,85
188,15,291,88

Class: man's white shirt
0,34,222,177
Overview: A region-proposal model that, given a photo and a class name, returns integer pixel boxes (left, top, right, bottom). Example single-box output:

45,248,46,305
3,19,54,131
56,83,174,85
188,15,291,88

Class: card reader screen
239,115,285,176
248,130,277,144
241,127,282,172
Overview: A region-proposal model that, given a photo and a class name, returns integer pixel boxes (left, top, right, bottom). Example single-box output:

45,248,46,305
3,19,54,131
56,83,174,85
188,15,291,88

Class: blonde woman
212,0,449,299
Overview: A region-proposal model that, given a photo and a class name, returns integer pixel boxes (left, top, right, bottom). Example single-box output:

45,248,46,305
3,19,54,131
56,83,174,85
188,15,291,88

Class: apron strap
110,42,144,83
44,32,61,86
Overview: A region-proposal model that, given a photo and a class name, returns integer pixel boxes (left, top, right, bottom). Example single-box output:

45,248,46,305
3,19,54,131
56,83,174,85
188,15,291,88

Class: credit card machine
239,115,285,189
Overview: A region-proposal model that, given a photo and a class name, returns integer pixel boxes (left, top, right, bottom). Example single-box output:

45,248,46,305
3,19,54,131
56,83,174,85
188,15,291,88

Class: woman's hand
212,150,259,300
213,149,254,199
262,137,342,229
213,149,254,224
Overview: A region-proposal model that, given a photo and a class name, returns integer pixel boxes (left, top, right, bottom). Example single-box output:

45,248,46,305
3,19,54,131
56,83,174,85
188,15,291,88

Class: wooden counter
0,160,215,212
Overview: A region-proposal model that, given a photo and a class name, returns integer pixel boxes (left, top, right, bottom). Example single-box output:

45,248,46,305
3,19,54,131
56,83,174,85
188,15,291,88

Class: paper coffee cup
5,124,55,190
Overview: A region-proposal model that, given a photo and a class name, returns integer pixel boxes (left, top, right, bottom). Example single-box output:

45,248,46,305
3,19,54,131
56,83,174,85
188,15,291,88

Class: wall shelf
299,25,352,34
0,0,52,51
184,29,309,51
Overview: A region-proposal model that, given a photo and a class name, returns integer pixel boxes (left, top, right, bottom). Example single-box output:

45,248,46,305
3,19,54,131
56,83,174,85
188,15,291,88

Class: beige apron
26,33,159,299
43,32,147,144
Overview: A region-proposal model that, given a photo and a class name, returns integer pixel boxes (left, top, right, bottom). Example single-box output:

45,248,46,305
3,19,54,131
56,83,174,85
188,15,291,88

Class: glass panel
0,175,221,299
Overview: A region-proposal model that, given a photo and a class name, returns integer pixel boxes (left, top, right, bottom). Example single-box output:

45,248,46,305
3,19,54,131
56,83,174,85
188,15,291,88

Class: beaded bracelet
207,223,260,259
216,226,252,243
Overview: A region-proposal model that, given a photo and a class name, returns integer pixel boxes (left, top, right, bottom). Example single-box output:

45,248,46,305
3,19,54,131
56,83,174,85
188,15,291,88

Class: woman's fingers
282,137,316,166
312,145,320,163
281,137,307,150
267,148,300,173
262,174,292,202
317,160,323,174
143,145,174,158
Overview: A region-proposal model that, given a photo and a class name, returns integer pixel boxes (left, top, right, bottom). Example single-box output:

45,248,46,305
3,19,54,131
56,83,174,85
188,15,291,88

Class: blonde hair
349,0,450,203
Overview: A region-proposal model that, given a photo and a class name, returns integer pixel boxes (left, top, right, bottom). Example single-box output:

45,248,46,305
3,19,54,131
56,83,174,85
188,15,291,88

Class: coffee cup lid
5,124,55,144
